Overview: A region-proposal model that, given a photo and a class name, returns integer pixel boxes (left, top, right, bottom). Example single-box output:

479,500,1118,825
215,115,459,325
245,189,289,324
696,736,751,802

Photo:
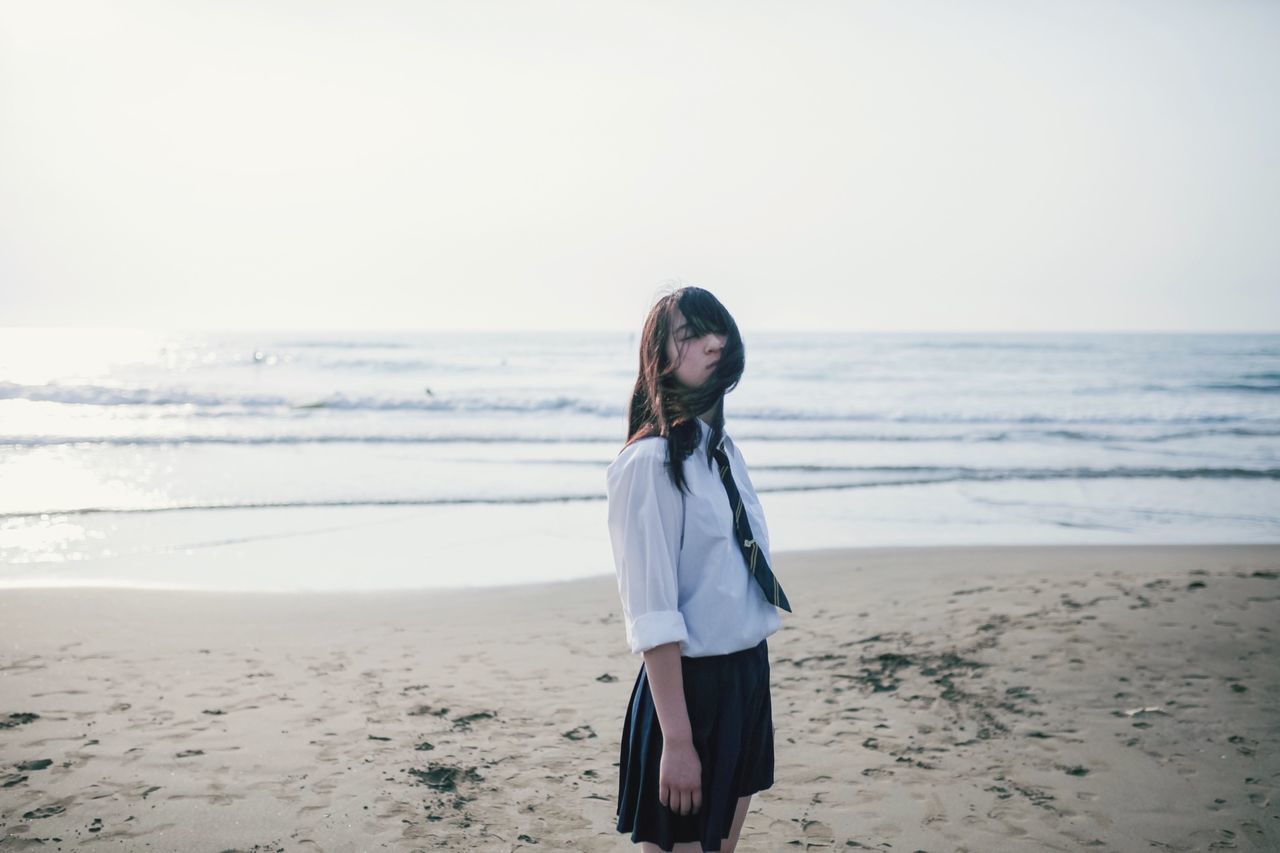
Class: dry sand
1,544,1277,852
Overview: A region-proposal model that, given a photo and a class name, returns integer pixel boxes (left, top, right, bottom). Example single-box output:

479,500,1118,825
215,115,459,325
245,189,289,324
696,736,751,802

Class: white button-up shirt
606,418,784,657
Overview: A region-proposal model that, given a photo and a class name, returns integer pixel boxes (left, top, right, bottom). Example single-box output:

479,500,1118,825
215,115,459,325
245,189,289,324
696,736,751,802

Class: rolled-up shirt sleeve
606,442,688,654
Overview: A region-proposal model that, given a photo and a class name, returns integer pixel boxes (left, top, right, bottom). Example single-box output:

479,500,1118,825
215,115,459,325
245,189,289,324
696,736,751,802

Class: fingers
660,783,700,815
666,786,700,816
657,749,702,815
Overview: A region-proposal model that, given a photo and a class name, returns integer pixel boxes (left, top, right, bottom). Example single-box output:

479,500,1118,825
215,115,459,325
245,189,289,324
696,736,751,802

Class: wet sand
1,544,1277,851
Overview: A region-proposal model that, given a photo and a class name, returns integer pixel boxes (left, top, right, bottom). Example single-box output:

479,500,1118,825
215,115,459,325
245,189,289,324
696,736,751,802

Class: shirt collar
695,418,711,449
697,417,728,453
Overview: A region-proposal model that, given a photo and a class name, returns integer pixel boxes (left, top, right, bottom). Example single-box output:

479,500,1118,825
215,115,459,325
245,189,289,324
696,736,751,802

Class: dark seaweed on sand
408,763,484,792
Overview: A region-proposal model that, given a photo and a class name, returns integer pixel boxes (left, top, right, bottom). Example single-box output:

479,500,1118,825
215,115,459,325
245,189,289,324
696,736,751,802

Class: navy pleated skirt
615,638,774,852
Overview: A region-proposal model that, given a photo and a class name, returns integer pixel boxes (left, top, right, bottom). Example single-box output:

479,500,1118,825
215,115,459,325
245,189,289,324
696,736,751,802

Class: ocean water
1,328,1277,591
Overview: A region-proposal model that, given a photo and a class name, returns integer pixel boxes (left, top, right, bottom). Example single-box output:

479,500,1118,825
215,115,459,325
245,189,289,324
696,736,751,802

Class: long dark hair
623,286,745,494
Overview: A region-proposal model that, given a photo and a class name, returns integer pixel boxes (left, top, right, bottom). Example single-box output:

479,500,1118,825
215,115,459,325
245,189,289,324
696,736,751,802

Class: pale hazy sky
1,1,1277,332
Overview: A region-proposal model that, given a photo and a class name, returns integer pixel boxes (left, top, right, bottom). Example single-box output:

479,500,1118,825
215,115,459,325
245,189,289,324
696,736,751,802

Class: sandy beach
1,544,1277,851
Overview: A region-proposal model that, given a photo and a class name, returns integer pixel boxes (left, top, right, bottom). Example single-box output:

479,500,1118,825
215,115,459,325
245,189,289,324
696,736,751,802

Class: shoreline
2,543,1277,851
2,540,1277,596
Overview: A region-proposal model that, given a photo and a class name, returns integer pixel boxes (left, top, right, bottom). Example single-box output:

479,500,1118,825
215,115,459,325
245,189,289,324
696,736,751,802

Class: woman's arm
606,443,699,813
643,641,702,816
606,445,690,654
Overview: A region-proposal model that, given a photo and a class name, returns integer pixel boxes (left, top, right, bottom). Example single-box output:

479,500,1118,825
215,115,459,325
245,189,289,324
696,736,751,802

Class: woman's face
666,307,726,389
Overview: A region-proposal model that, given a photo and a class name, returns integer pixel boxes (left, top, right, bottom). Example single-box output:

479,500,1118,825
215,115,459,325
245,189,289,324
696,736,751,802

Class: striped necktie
711,438,792,613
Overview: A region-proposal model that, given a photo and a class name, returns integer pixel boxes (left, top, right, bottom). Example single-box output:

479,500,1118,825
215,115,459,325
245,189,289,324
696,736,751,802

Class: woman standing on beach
606,287,792,853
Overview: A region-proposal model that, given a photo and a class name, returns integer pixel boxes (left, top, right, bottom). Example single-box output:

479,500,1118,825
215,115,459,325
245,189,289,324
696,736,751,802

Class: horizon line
3,325,1279,336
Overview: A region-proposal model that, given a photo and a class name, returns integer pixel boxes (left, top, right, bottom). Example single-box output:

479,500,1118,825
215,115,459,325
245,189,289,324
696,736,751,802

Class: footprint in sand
800,818,834,845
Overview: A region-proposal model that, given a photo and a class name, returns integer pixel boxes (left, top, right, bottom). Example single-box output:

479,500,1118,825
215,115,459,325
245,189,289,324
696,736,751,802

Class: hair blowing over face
624,287,745,494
